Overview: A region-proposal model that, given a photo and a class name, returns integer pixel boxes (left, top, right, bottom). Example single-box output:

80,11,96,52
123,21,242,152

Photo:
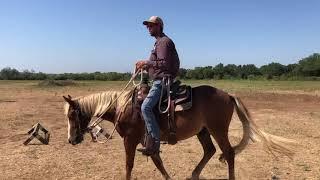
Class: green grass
182,79,320,93
1,80,319,93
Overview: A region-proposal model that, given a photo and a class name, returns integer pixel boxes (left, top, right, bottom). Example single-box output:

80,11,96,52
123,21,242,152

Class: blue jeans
141,80,162,141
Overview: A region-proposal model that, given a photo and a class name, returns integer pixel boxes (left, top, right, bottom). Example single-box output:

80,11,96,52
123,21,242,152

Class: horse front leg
123,136,139,180
151,153,171,180
191,128,216,179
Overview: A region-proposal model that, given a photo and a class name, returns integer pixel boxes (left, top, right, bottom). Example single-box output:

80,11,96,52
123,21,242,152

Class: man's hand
136,60,150,69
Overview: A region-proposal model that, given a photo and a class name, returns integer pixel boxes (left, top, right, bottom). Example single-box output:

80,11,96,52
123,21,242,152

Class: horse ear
68,95,72,99
63,95,71,103
63,96,76,107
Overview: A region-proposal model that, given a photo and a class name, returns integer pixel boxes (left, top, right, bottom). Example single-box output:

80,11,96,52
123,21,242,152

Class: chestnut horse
63,85,295,180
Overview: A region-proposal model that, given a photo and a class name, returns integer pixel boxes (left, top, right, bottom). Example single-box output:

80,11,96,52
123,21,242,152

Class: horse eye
68,110,76,118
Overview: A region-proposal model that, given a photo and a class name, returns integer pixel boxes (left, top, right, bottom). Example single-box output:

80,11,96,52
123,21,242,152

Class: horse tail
231,96,296,159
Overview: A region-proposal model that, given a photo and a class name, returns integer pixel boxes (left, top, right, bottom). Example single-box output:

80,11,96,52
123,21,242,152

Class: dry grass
37,80,78,87
0,80,319,179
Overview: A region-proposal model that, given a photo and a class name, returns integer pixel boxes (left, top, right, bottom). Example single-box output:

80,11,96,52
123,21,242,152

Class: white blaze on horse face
68,118,78,142
67,118,71,140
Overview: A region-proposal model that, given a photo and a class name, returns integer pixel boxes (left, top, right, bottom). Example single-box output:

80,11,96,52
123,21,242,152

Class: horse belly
174,111,203,141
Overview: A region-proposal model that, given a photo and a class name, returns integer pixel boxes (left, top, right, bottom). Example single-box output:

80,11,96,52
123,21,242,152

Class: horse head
63,95,90,145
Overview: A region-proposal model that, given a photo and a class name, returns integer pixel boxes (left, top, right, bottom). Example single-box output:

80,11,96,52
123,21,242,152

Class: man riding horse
63,16,296,180
135,16,180,156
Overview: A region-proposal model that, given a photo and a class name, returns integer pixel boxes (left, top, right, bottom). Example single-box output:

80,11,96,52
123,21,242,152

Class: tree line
1,53,319,81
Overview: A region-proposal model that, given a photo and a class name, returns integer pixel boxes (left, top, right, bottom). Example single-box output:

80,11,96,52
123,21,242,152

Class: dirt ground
0,81,319,180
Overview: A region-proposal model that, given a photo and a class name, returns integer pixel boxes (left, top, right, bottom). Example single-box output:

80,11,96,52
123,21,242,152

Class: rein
87,68,144,143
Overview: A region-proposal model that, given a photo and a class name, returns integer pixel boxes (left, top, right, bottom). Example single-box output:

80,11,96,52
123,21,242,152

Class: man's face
146,23,160,37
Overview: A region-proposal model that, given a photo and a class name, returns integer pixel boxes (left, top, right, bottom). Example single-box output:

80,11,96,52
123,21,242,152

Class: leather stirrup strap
167,99,177,145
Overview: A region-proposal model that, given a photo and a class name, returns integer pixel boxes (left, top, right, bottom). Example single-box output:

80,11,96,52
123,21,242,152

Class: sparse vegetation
37,80,78,87
1,80,319,179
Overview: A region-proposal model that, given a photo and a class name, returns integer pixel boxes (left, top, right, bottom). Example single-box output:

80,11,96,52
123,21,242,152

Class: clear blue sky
0,0,319,73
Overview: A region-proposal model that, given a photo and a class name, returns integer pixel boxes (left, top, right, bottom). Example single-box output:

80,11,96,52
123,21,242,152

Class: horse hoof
186,175,199,180
219,154,226,164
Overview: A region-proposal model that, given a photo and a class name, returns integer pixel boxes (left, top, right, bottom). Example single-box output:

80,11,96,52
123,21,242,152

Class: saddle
134,78,192,145
160,79,192,112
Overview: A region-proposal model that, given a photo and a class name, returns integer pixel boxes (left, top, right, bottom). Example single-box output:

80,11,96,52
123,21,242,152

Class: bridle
71,103,90,135
67,68,144,144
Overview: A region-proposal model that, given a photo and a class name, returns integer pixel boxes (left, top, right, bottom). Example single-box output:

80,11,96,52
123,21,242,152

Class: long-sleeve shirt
148,33,180,80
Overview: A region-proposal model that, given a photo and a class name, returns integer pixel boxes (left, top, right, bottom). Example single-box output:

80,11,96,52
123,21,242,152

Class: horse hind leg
191,128,216,180
210,130,235,180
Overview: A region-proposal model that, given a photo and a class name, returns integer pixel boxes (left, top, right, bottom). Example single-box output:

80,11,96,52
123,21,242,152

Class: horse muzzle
68,135,83,145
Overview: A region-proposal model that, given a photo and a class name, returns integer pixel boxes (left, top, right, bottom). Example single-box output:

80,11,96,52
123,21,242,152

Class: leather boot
137,134,159,156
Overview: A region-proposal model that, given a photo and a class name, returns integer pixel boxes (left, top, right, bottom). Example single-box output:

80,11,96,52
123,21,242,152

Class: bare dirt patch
0,81,319,179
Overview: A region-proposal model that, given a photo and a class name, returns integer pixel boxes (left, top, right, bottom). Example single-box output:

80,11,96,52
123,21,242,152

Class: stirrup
137,147,160,156
167,132,177,145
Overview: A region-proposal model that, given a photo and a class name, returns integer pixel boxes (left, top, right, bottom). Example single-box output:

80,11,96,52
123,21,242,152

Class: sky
0,0,319,73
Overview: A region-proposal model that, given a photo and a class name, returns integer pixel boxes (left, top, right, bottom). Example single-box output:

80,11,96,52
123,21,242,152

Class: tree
185,69,196,79
260,62,286,78
0,67,21,80
1,52,319,81
178,68,187,79
239,64,261,79
192,67,203,79
297,53,320,76
224,64,238,77
202,66,214,79
213,63,224,79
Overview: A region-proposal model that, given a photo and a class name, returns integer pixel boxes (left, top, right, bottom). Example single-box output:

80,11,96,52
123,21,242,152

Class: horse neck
75,90,134,126
76,91,119,119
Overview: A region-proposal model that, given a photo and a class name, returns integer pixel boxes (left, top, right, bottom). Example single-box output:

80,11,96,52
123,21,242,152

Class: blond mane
64,89,135,117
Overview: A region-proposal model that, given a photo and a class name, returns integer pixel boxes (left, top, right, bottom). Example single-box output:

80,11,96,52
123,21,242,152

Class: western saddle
134,76,192,145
